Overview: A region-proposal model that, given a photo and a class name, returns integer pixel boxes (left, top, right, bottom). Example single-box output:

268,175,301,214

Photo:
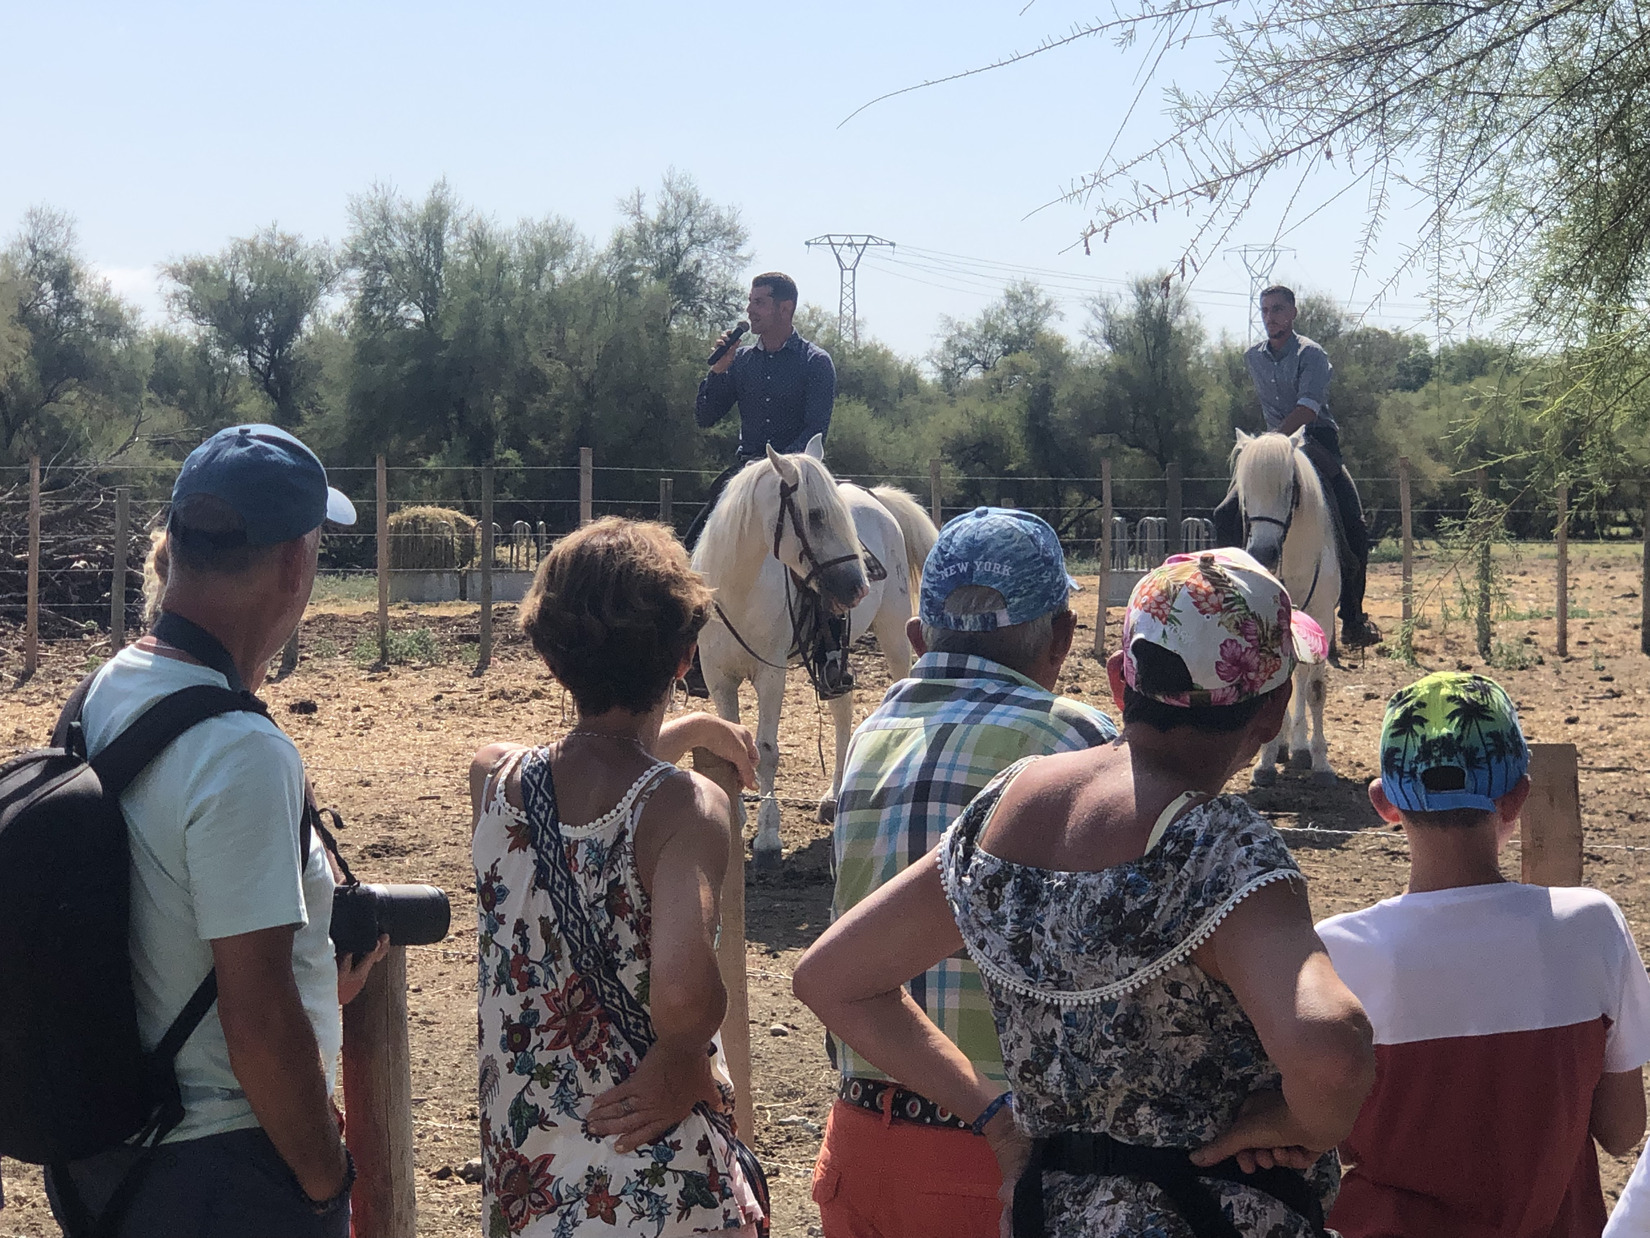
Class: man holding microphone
686,271,836,546
684,271,840,695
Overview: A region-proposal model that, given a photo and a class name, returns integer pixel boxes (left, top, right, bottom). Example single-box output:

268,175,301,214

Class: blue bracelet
970,1090,1013,1135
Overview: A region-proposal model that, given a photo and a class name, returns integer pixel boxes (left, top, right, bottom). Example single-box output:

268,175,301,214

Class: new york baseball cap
919,507,1080,631
170,424,356,545
1379,672,1529,813
1122,548,1328,707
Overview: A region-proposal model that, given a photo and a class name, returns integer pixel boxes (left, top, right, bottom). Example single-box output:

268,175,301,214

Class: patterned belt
838,1077,975,1131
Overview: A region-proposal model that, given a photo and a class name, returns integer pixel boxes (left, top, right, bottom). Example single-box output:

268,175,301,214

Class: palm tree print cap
1122,548,1328,707
1379,672,1529,813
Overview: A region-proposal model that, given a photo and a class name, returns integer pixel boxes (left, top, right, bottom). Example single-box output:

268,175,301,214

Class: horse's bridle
774,477,861,592
1242,470,1300,544
1242,468,1324,611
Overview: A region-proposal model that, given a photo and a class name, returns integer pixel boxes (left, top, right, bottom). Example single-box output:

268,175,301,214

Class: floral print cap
1122,548,1328,707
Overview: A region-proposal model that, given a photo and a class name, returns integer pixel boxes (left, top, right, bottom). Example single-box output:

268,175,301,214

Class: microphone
707,321,749,366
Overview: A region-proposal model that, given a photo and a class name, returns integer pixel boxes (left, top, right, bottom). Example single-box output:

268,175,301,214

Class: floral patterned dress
938,758,1341,1238
474,747,763,1238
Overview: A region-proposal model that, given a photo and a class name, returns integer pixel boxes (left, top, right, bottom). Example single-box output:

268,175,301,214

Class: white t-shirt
84,645,339,1144
1318,883,1650,1238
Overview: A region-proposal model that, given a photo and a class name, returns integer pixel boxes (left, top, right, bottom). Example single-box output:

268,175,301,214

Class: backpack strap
50,672,101,753
89,685,268,799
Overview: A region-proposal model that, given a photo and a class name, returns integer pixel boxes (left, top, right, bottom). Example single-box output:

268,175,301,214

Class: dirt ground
4,545,1650,1237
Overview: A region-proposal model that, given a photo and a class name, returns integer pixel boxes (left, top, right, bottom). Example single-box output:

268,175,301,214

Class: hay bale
387,506,479,570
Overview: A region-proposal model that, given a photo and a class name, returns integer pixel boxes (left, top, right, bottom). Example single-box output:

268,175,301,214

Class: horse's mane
1230,433,1327,518
691,452,857,586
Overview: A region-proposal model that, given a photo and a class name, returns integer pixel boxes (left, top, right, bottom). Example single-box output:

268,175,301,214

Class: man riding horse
684,271,848,696
1213,284,1381,648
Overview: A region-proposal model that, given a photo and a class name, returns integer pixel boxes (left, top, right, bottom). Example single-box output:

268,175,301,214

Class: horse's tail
869,485,939,602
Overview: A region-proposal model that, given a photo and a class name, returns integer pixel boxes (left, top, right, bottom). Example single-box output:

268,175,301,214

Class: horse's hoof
1251,765,1278,788
1310,768,1338,788
816,797,837,825
1288,749,1314,772
751,846,782,873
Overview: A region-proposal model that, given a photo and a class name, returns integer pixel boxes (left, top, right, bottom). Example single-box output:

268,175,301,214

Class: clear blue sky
4,0,1442,359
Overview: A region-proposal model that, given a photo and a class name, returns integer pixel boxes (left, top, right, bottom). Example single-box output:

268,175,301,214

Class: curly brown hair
518,517,713,716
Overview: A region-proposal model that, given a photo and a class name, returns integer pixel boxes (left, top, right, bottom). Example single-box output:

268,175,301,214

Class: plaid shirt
831,652,1119,1083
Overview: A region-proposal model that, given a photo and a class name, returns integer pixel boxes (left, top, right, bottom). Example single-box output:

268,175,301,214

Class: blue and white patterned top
939,758,1341,1237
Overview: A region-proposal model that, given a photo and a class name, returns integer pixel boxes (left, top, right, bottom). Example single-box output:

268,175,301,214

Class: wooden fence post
1398,457,1413,632
1475,468,1492,660
111,486,130,649
579,447,593,527
1555,478,1569,658
25,455,39,677
1642,500,1650,657
1166,461,1183,554
341,945,416,1238
659,477,673,525
929,457,942,528
692,749,754,1140
376,456,389,666
478,465,494,673
1521,743,1582,887
1093,459,1112,659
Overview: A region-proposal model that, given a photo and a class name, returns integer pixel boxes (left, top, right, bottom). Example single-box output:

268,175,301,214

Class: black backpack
0,670,266,1166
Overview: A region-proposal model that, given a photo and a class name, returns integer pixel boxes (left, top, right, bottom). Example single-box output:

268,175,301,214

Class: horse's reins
1242,465,1325,611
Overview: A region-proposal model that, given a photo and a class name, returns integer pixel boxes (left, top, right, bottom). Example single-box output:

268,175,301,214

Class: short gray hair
921,585,1061,673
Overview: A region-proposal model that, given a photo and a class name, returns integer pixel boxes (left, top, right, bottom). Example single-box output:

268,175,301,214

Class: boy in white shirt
1318,672,1650,1238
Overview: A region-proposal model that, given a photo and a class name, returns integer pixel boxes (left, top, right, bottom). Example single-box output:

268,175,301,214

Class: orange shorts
811,1099,1004,1238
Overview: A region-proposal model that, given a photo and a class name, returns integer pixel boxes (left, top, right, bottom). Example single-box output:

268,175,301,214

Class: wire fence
4,453,1649,660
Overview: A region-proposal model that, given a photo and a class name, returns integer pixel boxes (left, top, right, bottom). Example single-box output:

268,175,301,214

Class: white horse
692,436,938,869
1230,429,1340,788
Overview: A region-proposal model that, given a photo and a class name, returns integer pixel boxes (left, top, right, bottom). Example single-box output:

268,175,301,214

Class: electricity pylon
1225,244,1296,338
805,234,894,344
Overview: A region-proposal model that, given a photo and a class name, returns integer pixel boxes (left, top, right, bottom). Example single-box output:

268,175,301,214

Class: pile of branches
0,474,153,640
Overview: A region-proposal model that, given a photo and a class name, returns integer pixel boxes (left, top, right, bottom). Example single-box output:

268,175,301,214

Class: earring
672,677,688,712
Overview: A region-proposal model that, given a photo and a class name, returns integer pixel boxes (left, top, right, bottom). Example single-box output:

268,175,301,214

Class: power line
805,234,895,343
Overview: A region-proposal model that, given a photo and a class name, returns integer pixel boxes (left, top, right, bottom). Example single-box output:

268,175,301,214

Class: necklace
564,730,651,751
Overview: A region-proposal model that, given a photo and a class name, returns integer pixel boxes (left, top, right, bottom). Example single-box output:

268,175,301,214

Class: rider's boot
683,649,711,698
1342,614,1383,648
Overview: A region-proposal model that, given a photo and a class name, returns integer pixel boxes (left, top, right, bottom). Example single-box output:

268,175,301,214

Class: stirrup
1341,616,1382,648
814,649,855,699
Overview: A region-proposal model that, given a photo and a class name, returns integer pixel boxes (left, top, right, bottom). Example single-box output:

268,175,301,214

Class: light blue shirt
83,646,340,1143
1245,333,1335,430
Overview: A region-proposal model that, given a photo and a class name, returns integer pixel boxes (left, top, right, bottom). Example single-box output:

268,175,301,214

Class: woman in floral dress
797,549,1376,1237
469,518,766,1238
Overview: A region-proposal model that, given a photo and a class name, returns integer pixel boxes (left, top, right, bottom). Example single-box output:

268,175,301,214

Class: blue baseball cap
919,507,1081,631
170,424,356,545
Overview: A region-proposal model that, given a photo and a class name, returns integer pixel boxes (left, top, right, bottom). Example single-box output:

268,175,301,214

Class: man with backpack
40,425,386,1237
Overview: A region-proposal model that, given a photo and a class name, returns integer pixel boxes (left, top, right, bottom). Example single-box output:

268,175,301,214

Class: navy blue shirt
695,330,836,457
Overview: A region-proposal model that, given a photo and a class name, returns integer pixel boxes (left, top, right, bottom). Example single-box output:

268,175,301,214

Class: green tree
0,208,145,463
1083,276,1205,470
606,169,749,330
163,226,338,425
931,280,1060,390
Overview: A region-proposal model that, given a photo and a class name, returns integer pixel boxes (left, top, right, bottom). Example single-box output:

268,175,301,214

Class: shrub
352,626,443,667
